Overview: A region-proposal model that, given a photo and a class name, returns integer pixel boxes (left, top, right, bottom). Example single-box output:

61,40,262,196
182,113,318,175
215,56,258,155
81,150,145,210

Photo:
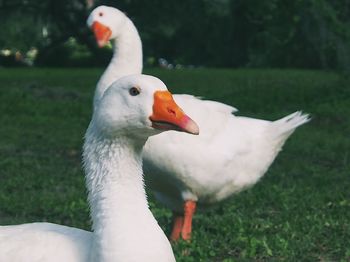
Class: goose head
92,74,199,139
87,5,126,47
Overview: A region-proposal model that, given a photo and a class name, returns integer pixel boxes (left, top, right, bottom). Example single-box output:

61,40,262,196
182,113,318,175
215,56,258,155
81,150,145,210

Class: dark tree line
1,0,350,69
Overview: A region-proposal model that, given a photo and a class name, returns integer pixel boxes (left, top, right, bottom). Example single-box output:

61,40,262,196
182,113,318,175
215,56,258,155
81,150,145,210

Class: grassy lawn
0,68,349,261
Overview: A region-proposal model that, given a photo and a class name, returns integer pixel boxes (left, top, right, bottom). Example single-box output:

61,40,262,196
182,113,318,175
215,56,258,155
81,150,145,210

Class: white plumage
144,109,309,209
87,5,310,241
0,223,91,262
0,75,188,261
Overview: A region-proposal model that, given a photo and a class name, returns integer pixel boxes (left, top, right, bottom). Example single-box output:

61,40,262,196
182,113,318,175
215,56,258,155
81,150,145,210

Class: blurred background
1,0,350,69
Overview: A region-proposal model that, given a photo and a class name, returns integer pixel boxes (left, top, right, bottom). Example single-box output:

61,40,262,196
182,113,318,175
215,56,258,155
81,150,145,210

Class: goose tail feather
270,111,310,140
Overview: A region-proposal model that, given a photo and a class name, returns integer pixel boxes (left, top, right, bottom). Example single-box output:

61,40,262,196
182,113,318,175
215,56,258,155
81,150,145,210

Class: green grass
0,68,349,261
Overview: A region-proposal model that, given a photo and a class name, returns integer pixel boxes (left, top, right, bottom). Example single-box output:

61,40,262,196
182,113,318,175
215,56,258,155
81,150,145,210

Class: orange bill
150,91,199,135
91,21,112,47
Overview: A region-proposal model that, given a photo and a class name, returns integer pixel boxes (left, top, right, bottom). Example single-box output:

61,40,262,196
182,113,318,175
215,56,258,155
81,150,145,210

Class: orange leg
181,200,197,241
170,213,184,241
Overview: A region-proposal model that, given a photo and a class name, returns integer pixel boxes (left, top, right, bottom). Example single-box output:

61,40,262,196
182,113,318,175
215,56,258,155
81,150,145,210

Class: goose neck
94,19,143,109
83,133,173,261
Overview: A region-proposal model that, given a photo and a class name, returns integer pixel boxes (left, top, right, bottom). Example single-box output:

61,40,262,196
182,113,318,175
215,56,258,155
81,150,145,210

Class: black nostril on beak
167,107,176,116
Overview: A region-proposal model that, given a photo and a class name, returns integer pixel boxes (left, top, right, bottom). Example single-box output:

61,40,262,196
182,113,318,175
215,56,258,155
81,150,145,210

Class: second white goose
87,5,310,241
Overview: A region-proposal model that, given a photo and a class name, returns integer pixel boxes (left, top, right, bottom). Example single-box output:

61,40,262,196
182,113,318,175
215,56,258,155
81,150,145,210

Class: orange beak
91,21,112,48
150,91,199,135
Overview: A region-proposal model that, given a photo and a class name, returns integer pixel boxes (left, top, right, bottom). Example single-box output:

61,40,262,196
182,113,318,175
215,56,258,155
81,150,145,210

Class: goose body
144,107,308,210
0,223,91,261
87,5,310,240
0,75,198,261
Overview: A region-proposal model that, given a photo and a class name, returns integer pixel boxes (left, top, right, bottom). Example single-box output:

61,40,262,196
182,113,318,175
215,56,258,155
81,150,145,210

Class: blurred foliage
1,0,350,68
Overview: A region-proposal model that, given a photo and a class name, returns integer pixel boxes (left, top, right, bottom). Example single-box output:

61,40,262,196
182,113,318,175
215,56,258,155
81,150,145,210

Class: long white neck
94,18,143,110
83,125,175,262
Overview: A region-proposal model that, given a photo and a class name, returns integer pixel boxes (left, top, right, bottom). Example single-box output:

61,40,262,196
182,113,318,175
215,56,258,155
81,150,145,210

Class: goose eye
99,12,103,17
129,87,140,96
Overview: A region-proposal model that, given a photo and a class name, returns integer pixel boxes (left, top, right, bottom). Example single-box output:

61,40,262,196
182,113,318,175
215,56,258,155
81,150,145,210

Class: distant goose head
87,5,127,47
93,74,199,139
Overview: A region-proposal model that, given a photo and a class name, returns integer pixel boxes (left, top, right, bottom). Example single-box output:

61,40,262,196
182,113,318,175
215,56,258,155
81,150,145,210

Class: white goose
87,5,310,241
0,74,199,261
